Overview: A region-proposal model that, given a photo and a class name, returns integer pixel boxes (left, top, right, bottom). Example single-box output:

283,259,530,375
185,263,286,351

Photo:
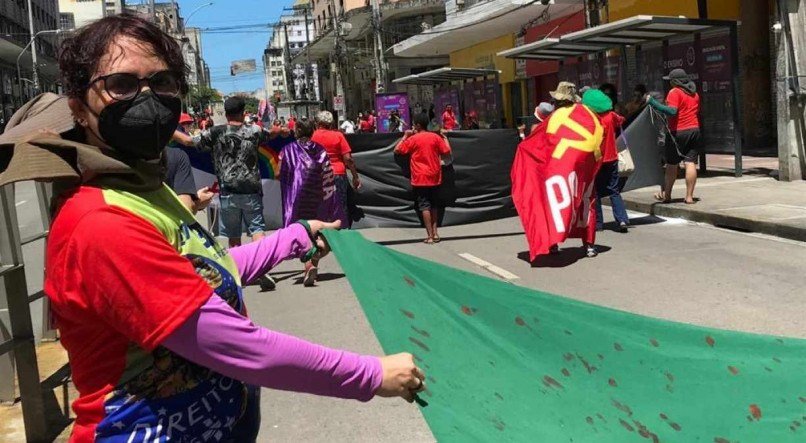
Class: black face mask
94,91,182,161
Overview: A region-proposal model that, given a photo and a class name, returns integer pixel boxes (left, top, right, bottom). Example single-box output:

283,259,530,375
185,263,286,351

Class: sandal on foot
423,238,435,244
654,192,671,203
432,236,441,243
303,266,318,287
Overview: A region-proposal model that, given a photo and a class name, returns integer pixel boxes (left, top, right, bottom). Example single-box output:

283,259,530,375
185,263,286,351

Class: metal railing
0,181,71,442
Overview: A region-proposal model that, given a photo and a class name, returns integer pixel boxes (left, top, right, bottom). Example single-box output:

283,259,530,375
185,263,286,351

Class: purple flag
279,139,346,227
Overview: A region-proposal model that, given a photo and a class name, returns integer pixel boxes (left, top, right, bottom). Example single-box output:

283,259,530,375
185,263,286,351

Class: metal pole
303,6,313,100
25,0,39,93
283,23,294,100
729,22,743,177
371,0,386,93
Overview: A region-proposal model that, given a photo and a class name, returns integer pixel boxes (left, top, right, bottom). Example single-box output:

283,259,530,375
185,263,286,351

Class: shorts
219,193,266,238
665,128,701,165
413,186,438,211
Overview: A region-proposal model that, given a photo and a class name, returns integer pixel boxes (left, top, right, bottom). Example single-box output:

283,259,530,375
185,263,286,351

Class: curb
616,198,806,243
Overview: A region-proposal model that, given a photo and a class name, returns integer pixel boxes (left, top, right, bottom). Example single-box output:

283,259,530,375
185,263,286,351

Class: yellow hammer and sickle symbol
546,105,604,161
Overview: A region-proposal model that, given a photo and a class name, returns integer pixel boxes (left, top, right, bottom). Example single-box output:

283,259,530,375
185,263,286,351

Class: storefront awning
498,15,736,60
392,67,500,85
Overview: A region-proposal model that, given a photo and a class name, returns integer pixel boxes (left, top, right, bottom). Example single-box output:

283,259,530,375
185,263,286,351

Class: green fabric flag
324,230,806,442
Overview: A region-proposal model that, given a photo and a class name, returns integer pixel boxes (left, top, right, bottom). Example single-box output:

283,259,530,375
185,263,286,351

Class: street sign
333,95,345,111
230,59,257,76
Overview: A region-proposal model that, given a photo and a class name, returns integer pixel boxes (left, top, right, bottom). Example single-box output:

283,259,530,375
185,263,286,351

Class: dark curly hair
58,13,188,99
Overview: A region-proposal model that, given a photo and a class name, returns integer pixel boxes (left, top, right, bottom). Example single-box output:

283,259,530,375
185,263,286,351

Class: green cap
581,89,613,113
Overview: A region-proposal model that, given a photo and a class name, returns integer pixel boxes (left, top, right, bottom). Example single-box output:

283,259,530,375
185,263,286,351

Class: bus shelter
393,67,503,129
498,15,743,176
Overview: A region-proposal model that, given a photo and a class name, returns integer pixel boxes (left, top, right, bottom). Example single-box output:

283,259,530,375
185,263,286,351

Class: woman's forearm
228,223,311,284
162,295,383,401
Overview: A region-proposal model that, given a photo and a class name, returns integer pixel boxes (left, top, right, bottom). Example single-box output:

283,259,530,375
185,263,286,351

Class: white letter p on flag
546,175,571,233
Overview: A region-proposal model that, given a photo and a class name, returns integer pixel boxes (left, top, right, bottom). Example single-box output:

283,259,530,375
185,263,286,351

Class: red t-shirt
312,128,352,175
396,131,451,187
666,87,700,132
442,111,457,130
45,186,246,441
359,119,372,132
287,118,296,130
599,111,626,163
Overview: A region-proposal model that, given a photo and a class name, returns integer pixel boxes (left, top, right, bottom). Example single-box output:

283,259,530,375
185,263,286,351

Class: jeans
595,161,629,229
219,193,266,238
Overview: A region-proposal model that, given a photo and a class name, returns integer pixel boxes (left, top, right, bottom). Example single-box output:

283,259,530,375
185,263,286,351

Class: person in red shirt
648,68,702,204
358,113,372,133
287,115,297,131
312,110,361,227
367,110,377,132
394,113,452,244
441,104,457,131
582,89,629,233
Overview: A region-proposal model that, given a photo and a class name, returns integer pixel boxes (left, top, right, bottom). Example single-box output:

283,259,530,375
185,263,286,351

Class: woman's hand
352,175,362,190
376,353,426,403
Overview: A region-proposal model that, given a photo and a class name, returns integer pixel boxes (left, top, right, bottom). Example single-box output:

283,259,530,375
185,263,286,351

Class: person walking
166,113,213,213
340,117,356,134
0,15,424,443
280,118,344,286
647,68,701,204
394,113,452,244
388,109,406,133
545,81,600,257
624,84,647,120
192,96,277,250
313,110,361,227
441,104,457,131
582,89,630,233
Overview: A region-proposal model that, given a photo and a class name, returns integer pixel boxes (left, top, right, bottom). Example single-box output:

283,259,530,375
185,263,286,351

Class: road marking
458,253,519,281
15,200,26,207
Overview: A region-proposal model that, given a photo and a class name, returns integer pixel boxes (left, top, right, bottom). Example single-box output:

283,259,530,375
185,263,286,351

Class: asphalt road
249,210,806,442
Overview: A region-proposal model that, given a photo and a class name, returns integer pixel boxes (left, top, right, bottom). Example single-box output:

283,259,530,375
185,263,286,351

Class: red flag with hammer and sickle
511,104,604,261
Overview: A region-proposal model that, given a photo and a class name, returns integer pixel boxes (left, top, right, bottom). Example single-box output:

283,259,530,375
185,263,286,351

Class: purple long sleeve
162,294,383,401
228,223,312,285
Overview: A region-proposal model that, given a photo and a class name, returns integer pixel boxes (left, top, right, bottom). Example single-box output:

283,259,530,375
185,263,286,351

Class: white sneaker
586,246,598,258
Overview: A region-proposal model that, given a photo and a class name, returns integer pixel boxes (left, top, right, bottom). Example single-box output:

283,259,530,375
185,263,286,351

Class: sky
174,0,293,94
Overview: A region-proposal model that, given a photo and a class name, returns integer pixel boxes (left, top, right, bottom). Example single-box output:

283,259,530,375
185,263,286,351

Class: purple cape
279,139,346,227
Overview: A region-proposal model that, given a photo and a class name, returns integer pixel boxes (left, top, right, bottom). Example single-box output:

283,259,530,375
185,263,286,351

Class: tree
188,86,222,112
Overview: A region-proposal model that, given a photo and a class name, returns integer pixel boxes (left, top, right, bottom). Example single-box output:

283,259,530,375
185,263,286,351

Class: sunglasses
88,70,183,101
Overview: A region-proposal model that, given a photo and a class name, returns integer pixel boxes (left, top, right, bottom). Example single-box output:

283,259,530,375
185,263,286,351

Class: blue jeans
219,193,266,238
595,161,629,229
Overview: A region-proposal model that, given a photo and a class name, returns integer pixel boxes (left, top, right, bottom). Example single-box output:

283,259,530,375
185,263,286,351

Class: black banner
347,130,520,228
618,106,667,193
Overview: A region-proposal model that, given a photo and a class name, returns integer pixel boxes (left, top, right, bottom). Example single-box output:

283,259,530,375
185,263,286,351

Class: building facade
58,0,125,29
125,0,212,108
0,0,61,129
263,3,320,103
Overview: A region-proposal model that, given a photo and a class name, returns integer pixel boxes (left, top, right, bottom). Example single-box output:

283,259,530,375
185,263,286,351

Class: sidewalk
616,155,806,242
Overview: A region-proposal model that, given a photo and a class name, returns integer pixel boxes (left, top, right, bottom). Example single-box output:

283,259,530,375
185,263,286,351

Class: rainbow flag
258,141,281,179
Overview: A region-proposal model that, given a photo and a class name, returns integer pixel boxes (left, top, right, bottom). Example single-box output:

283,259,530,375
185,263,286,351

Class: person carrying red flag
511,81,604,261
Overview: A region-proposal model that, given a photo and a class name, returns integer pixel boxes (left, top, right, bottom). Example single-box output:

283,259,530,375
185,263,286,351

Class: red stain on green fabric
408,337,430,352
705,336,716,347
400,309,415,319
728,366,740,375
461,306,477,316
542,375,564,390
515,316,526,326
749,404,762,420
403,276,415,287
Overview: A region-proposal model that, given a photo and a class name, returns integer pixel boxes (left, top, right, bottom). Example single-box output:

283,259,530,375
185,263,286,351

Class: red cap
179,113,193,124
